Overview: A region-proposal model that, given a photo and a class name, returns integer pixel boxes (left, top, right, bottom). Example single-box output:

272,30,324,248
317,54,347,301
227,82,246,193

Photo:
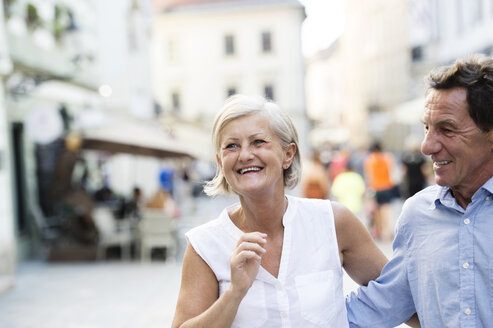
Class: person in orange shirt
364,142,400,240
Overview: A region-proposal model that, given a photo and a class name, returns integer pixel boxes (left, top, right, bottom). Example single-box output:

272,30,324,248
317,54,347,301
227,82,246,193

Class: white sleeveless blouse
186,195,349,328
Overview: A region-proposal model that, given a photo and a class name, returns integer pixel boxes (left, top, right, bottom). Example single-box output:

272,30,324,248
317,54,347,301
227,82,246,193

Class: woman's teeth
239,167,262,174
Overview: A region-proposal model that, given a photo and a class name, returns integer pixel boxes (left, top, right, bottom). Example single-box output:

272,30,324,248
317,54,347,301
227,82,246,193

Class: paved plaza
0,197,406,327
0,242,401,328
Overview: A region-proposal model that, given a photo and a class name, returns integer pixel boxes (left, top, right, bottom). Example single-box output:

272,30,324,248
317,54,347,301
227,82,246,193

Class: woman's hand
229,232,267,298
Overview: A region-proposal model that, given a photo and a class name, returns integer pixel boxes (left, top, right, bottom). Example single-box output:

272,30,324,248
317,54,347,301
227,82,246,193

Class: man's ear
488,130,493,150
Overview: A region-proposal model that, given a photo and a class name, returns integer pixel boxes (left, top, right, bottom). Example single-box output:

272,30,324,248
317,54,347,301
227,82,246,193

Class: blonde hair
204,94,301,196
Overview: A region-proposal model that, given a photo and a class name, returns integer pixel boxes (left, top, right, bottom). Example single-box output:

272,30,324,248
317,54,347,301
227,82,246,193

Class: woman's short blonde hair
204,94,301,196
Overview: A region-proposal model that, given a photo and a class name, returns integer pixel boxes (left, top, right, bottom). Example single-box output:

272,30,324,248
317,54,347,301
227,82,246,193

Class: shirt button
465,308,471,315
462,262,469,269
464,218,470,224
486,196,490,201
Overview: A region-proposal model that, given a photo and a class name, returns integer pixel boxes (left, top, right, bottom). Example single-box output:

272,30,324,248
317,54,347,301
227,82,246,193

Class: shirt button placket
276,285,290,328
459,212,475,327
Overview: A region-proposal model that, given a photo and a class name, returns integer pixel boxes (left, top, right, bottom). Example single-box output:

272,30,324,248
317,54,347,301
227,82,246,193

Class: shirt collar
430,176,493,210
482,176,493,195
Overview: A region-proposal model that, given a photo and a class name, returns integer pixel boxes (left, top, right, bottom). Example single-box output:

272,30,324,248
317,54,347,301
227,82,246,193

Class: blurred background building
150,0,307,158
1,0,493,300
305,0,493,152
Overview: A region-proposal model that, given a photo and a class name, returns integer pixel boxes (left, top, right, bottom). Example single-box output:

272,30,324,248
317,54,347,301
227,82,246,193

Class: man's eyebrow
436,120,458,129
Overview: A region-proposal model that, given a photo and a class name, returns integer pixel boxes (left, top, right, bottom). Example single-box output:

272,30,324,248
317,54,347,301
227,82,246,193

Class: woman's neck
233,193,288,236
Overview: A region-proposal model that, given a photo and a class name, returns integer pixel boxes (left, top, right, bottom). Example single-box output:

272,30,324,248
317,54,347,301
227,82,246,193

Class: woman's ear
283,143,297,168
216,153,223,171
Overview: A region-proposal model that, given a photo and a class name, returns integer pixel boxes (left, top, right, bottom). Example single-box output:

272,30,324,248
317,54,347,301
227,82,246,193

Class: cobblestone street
0,197,406,328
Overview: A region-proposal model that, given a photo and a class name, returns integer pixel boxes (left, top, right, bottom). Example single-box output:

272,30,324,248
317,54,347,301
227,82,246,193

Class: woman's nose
238,145,254,161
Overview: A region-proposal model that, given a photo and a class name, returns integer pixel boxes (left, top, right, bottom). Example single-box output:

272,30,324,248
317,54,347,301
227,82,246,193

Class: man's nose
421,130,440,155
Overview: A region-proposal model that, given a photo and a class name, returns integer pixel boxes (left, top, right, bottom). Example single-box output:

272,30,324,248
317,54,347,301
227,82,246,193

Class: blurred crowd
301,138,432,242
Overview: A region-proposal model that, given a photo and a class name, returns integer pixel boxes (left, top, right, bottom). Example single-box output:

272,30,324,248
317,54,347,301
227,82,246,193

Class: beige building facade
151,0,308,154
306,0,411,150
306,0,493,152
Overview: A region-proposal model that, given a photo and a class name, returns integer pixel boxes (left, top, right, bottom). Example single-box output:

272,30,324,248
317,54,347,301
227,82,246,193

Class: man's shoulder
399,185,439,222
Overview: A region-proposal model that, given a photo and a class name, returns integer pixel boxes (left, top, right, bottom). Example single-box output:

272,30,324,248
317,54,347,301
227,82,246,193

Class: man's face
421,87,493,199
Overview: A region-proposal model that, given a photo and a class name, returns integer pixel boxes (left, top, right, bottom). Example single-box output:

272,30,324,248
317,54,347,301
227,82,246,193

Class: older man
346,54,493,327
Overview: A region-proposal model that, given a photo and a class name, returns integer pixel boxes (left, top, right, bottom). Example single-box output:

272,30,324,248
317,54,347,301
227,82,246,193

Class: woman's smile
237,166,264,175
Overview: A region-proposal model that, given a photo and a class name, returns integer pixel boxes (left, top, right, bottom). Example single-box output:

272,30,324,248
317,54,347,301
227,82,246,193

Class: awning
80,116,196,159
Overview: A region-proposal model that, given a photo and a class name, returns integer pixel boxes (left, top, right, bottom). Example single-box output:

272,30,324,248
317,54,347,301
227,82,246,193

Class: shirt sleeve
345,217,416,328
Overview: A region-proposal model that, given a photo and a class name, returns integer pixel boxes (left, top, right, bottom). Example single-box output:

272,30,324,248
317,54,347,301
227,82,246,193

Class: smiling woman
171,95,391,328
204,95,301,196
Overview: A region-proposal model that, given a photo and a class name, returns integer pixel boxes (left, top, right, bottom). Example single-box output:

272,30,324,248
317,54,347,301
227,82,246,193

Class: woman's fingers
235,232,267,248
233,241,266,257
229,232,268,295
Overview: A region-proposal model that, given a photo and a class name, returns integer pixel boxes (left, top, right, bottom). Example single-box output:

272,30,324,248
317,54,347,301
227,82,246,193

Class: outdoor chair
92,206,134,260
138,210,177,262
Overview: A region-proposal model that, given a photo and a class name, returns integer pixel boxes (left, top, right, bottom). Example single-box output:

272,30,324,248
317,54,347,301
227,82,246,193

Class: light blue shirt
346,177,493,328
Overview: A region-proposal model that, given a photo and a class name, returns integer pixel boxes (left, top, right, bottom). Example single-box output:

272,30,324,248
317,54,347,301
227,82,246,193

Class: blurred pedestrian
146,188,180,218
401,137,430,198
364,141,399,241
331,161,366,222
301,150,330,199
126,186,143,219
328,147,350,182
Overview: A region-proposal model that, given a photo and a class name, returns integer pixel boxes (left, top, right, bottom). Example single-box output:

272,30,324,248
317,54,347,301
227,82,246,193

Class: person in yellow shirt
331,162,366,221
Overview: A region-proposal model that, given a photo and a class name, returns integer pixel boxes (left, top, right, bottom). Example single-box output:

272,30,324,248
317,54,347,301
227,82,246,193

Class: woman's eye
224,143,238,149
253,139,265,145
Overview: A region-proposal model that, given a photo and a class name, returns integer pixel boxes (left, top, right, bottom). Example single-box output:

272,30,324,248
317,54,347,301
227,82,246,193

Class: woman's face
217,113,295,197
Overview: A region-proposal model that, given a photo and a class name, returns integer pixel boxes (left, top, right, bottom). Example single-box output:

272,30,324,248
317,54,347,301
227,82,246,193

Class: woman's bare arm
333,202,387,284
172,232,266,328
172,244,240,328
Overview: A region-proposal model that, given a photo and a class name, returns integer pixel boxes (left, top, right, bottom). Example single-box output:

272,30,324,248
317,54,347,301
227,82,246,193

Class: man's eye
440,127,454,134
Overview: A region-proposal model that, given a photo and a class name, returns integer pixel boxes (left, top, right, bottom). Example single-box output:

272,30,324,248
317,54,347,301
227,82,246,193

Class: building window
167,39,178,62
411,46,423,62
264,85,274,100
227,87,237,97
261,31,272,53
482,46,493,56
224,34,235,55
171,92,181,112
